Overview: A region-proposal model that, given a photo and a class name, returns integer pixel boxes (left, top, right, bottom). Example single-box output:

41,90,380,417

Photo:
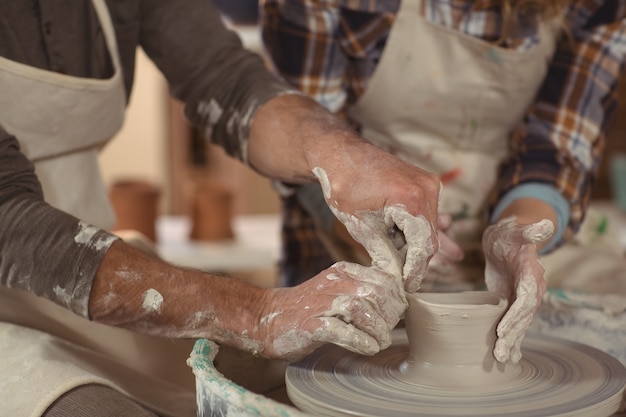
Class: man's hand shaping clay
312,166,440,293
255,262,407,361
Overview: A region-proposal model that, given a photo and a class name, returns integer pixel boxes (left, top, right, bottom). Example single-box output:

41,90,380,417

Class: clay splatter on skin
238,333,263,355
115,268,141,282
312,167,436,291
187,311,218,329
260,310,282,325
316,316,380,354
142,288,163,313
272,328,315,360
99,288,120,309
326,293,392,349
112,262,142,283
272,264,403,359
272,319,379,360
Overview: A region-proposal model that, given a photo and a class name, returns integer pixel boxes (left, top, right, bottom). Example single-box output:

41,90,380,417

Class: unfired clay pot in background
109,179,161,242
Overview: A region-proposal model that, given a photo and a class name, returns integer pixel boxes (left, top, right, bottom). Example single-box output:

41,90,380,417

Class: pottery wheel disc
286,331,626,417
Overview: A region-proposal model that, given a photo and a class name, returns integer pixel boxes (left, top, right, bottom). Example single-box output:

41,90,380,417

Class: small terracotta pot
189,181,234,241
109,179,161,242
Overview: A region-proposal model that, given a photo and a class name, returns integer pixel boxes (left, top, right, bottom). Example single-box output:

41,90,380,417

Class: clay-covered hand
248,98,439,290
312,165,440,293
333,214,464,291
255,261,407,362
482,216,554,364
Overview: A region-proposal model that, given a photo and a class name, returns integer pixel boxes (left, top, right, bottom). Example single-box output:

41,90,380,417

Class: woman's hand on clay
482,216,554,364
254,261,407,362
311,156,441,293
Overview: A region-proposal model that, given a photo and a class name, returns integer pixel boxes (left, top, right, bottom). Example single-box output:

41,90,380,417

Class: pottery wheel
286,330,626,417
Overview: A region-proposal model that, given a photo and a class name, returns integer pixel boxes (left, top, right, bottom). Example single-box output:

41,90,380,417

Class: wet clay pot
285,290,626,417
400,291,515,387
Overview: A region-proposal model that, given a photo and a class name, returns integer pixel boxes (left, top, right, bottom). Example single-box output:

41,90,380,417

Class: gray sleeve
138,0,300,164
0,130,118,317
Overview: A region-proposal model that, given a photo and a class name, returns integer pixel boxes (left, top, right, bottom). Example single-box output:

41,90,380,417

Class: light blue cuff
490,183,570,254
296,183,336,232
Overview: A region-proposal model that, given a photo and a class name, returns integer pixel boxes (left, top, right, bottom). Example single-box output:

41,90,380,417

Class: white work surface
156,214,281,272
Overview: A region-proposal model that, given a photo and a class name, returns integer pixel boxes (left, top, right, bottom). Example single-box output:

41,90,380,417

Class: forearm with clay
88,240,267,348
248,95,442,290
88,241,406,361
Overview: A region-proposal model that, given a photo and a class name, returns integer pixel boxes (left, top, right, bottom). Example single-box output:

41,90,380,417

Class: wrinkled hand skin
483,217,554,364
255,262,407,362
347,207,438,293
332,213,463,292
312,167,441,292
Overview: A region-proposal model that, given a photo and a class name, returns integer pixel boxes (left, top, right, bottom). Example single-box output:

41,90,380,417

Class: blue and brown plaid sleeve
491,2,626,237
261,0,626,283
261,1,395,284
261,1,393,113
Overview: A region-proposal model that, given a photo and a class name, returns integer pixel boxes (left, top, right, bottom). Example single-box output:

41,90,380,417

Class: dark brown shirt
0,0,293,316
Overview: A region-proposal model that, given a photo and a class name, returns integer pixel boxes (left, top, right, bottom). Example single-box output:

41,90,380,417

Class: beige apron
345,0,626,366
347,0,558,270
0,1,196,415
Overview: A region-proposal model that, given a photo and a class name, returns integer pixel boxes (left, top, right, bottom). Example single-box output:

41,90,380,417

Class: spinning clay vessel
286,291,626,417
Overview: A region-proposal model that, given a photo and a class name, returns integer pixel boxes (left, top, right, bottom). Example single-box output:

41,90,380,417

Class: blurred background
98,0,626,240
99,0,271,220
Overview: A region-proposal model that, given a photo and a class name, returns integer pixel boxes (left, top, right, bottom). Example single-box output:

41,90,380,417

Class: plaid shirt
261,0,626,285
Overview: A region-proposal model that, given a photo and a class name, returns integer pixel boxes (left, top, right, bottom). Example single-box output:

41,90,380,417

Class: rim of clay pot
409,291,507,310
